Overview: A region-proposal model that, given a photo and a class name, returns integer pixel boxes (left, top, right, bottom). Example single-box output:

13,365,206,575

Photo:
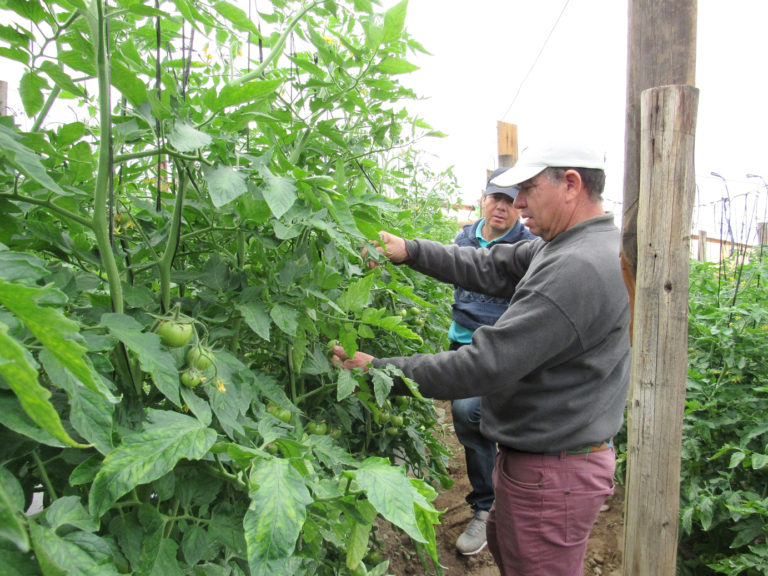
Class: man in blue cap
449,167,536,556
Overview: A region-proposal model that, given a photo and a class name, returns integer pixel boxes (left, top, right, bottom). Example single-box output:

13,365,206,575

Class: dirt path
379,401,624,575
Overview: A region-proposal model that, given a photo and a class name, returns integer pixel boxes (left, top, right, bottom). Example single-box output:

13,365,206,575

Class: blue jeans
452,396,497,512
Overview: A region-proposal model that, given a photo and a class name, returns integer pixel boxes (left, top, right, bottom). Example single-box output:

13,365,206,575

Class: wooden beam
623,84,699,576
622,0,697,310
0,81,7,116
497,121,518,168
697,230,707,262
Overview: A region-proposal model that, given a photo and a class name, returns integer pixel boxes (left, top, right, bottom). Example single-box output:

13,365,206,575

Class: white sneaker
456,510,490,555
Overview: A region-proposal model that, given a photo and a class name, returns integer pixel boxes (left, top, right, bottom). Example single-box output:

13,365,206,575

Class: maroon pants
487,447,616,576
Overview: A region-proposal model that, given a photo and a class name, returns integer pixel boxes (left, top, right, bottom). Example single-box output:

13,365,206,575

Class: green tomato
186,345,215,370
306,421,318,434
408,306,421,318
397,309,408,318
395,396,410,408
267,403,292,423
390,414,404,428
156,320,194,348
314,422,327,435
385,426,399,437
180,368,203,388
378,410,391,424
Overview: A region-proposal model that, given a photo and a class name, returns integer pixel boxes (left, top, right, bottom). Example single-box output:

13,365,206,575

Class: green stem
2,193,94,229
31,85,62,132
113,146,209,165
231,0,321,86
92,0,123,314
287,344,298,403
294,382,335,404
158,165,186,312
229,230,246,354
32,450,58,502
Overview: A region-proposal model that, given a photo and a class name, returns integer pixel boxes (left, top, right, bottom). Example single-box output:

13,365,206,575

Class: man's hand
331,345,374,371
374,231,408,264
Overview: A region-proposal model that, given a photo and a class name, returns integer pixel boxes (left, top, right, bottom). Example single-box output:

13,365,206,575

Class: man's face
512,171,570,241
482,193,520,234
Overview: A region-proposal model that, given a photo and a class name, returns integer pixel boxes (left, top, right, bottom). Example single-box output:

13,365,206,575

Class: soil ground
377,400,624,576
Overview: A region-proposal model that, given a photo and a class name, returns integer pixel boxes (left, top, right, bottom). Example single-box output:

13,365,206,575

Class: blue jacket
451,219,536,333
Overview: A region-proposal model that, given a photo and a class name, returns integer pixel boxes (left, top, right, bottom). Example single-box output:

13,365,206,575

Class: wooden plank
622,0,697,322
0,81,7,116
623,84,699,576
496,121,517,168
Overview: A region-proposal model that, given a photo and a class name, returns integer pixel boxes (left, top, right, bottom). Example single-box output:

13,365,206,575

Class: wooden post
621,0,697,322
698,230,707,262
497,121,518,168
0,81,7,116
758,222,767,245
623,85,699,576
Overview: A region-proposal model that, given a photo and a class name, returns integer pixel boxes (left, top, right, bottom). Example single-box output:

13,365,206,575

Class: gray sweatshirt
372,214,631,453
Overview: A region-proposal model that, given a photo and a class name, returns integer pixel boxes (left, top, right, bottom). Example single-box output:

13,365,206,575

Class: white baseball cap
490,141,606,188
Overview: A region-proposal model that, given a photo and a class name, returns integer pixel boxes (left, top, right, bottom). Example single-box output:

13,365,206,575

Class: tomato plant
0,1,460,574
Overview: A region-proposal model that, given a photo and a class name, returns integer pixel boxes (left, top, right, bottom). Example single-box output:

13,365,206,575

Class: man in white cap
332,141,630,575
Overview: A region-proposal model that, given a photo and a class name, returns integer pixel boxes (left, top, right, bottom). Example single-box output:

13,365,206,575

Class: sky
395,0,768,245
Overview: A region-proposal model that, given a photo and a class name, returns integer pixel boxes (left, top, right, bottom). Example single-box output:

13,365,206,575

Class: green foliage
0,0,460,573
679,253,768,575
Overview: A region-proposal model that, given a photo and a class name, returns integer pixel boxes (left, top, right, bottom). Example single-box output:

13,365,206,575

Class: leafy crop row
0,0,463,574
680,252,768,575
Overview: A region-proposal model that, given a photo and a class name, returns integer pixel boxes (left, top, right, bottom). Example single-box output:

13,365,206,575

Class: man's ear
562,169,583,201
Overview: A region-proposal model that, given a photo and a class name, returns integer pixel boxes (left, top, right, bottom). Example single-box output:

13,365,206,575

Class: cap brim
485,183,519,198
489,164,547,188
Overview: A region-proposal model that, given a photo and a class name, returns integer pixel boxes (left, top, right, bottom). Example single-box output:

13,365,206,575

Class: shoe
456,510,490,555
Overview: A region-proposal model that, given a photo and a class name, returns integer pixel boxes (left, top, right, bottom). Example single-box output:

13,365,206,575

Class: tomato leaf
345,520,370,570
353,457,435,543
382,0,407,43
101,313,181,407
337,275,374,313
19,70,47,116
204,164,248,208
270,303,298,337
236,302,271,341
0,393,67,448
110,57,148,106
0,466,30,552
215,79,282,111
245,458,312,573
40,350,115,455
44,496,99,534
259,168,297,219
168,121,212,153
29,522,123,575
0,124,69,197
336,369,358,401
212,0,260,34
377,57,418,75
0,251,48,283
0,310,97,447
89,410,216,518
